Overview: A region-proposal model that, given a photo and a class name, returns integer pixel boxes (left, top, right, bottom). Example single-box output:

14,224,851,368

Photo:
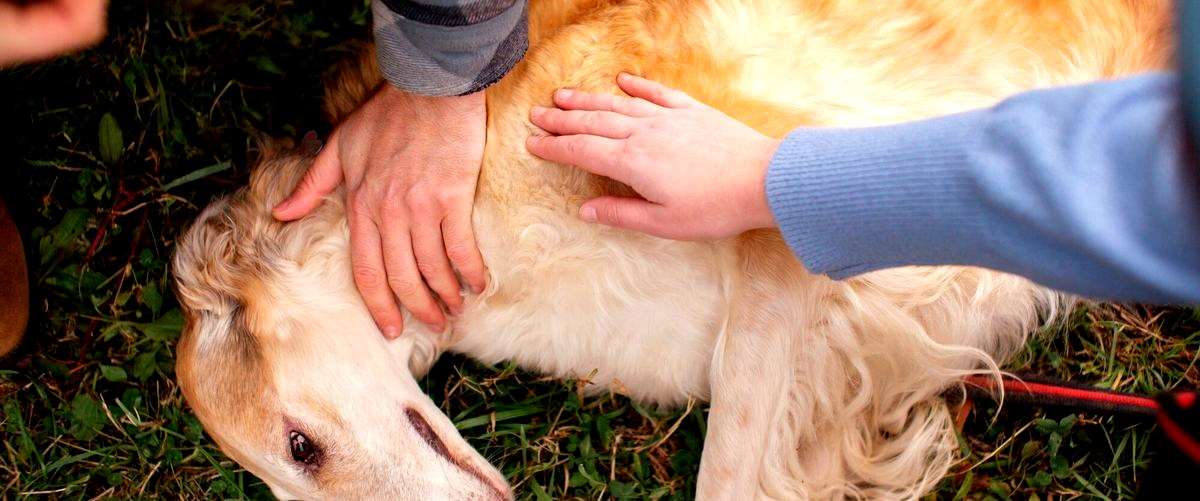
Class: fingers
378,207,446,331
0,0,108,65
530,107,633,139
348,205,407,339
442,207,487,294
616,72,696,109
273,131,343,221
525,134,627,179
552,88,659,117
410,214,464,315
580,196,673,237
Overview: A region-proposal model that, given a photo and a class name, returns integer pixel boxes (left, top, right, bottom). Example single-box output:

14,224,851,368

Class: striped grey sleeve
372,0,528,96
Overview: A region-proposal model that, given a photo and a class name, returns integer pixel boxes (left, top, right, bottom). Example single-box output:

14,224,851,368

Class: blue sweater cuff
765,111,989,278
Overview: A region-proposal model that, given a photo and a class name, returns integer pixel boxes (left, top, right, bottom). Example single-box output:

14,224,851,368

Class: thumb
273,134,343,221
579,196,671,237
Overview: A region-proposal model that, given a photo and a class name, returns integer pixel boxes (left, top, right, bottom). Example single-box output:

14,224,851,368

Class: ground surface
1,1,1198,499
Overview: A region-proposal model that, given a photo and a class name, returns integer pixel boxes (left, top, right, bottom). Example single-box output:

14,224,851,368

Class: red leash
963,373,1160,416
957,374,1200,497
962,373,1200,466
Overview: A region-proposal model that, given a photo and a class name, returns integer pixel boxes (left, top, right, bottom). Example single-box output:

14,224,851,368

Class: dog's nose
404,407,511,499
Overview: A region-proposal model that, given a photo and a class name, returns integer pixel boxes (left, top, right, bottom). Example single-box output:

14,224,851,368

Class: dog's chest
449,220,735,406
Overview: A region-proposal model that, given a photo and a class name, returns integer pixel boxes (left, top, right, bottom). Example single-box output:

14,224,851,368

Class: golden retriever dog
171,0,1170,499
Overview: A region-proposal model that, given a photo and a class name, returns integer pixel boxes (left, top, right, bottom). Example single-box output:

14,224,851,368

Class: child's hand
526,73,780,240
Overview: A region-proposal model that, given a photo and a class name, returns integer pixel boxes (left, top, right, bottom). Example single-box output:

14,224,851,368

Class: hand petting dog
274,86,489,337
527,73,780,241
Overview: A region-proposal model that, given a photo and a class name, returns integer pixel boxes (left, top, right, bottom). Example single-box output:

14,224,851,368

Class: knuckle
380,182,405,203
584,113,600,130
564,138,579,155
405,189,435,214
352,263,386,289
376,190,407,216
617,143,641,167
433,189,465,210
415,257,442,278
599,205,624,226
388,277,422,299
445,241,475,264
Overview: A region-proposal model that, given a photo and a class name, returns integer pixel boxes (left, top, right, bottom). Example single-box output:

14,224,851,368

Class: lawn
2,1,1198,499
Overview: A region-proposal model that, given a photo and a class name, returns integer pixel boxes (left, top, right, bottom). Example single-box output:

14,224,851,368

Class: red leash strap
1156,392,1200,464
960,374,1200,497
962,373,1160,417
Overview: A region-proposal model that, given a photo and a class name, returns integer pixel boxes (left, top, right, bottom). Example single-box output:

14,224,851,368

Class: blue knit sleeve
765,73,1200,304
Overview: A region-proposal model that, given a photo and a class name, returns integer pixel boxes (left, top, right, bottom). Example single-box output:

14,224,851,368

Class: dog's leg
696,237,1049,499
697,231,812,500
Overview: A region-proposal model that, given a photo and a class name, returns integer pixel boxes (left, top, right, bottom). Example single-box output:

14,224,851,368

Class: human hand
0,0,108,66
526,73,780,240
273,85,488,338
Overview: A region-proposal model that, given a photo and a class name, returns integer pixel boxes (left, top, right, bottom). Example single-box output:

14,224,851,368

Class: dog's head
171,149,510,500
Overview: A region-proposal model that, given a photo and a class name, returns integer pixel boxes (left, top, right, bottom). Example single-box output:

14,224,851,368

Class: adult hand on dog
273,85,488,338
526,73,780,240
0,0,107,66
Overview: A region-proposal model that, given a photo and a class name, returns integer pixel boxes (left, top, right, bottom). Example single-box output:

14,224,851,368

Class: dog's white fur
172,0,1171,499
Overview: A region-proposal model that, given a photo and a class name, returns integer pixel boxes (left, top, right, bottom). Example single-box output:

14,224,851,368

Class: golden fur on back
173,1,1171,499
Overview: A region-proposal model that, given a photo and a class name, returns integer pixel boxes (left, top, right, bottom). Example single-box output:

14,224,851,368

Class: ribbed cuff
765,110,990,278
373,0,528,96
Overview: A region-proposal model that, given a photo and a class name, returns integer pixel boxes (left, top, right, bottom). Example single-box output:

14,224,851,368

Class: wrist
746,137,781,231
382,85,486,117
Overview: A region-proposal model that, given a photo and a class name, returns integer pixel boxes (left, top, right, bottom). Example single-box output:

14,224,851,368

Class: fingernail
580,205,597,222
449,302,463,315
383,326,400,339
531,106,547,118
556,88,573,100
273,197,292,213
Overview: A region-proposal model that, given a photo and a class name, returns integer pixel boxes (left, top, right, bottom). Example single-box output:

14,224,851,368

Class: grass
1,1,1198,499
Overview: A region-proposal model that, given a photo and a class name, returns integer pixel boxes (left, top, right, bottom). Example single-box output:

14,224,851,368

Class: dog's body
172,1,1171,499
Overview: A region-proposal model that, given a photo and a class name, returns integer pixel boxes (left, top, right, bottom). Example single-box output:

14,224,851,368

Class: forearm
372,0,528,96
766,73,1200,304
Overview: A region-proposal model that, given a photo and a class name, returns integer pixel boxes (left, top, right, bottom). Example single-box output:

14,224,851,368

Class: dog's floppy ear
172,191,274,436
173,197,242,315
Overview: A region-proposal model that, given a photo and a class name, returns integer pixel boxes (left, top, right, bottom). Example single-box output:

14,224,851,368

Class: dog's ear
246,155,315,216
172,193,274,433
173,197,242,316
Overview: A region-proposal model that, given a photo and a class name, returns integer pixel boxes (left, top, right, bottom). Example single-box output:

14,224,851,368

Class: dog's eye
288,430,320,465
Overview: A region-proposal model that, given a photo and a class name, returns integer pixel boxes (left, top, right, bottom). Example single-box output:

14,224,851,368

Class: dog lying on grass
171,0,1169,498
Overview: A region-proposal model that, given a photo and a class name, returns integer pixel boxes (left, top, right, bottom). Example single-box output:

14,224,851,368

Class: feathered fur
172,1,1171,499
